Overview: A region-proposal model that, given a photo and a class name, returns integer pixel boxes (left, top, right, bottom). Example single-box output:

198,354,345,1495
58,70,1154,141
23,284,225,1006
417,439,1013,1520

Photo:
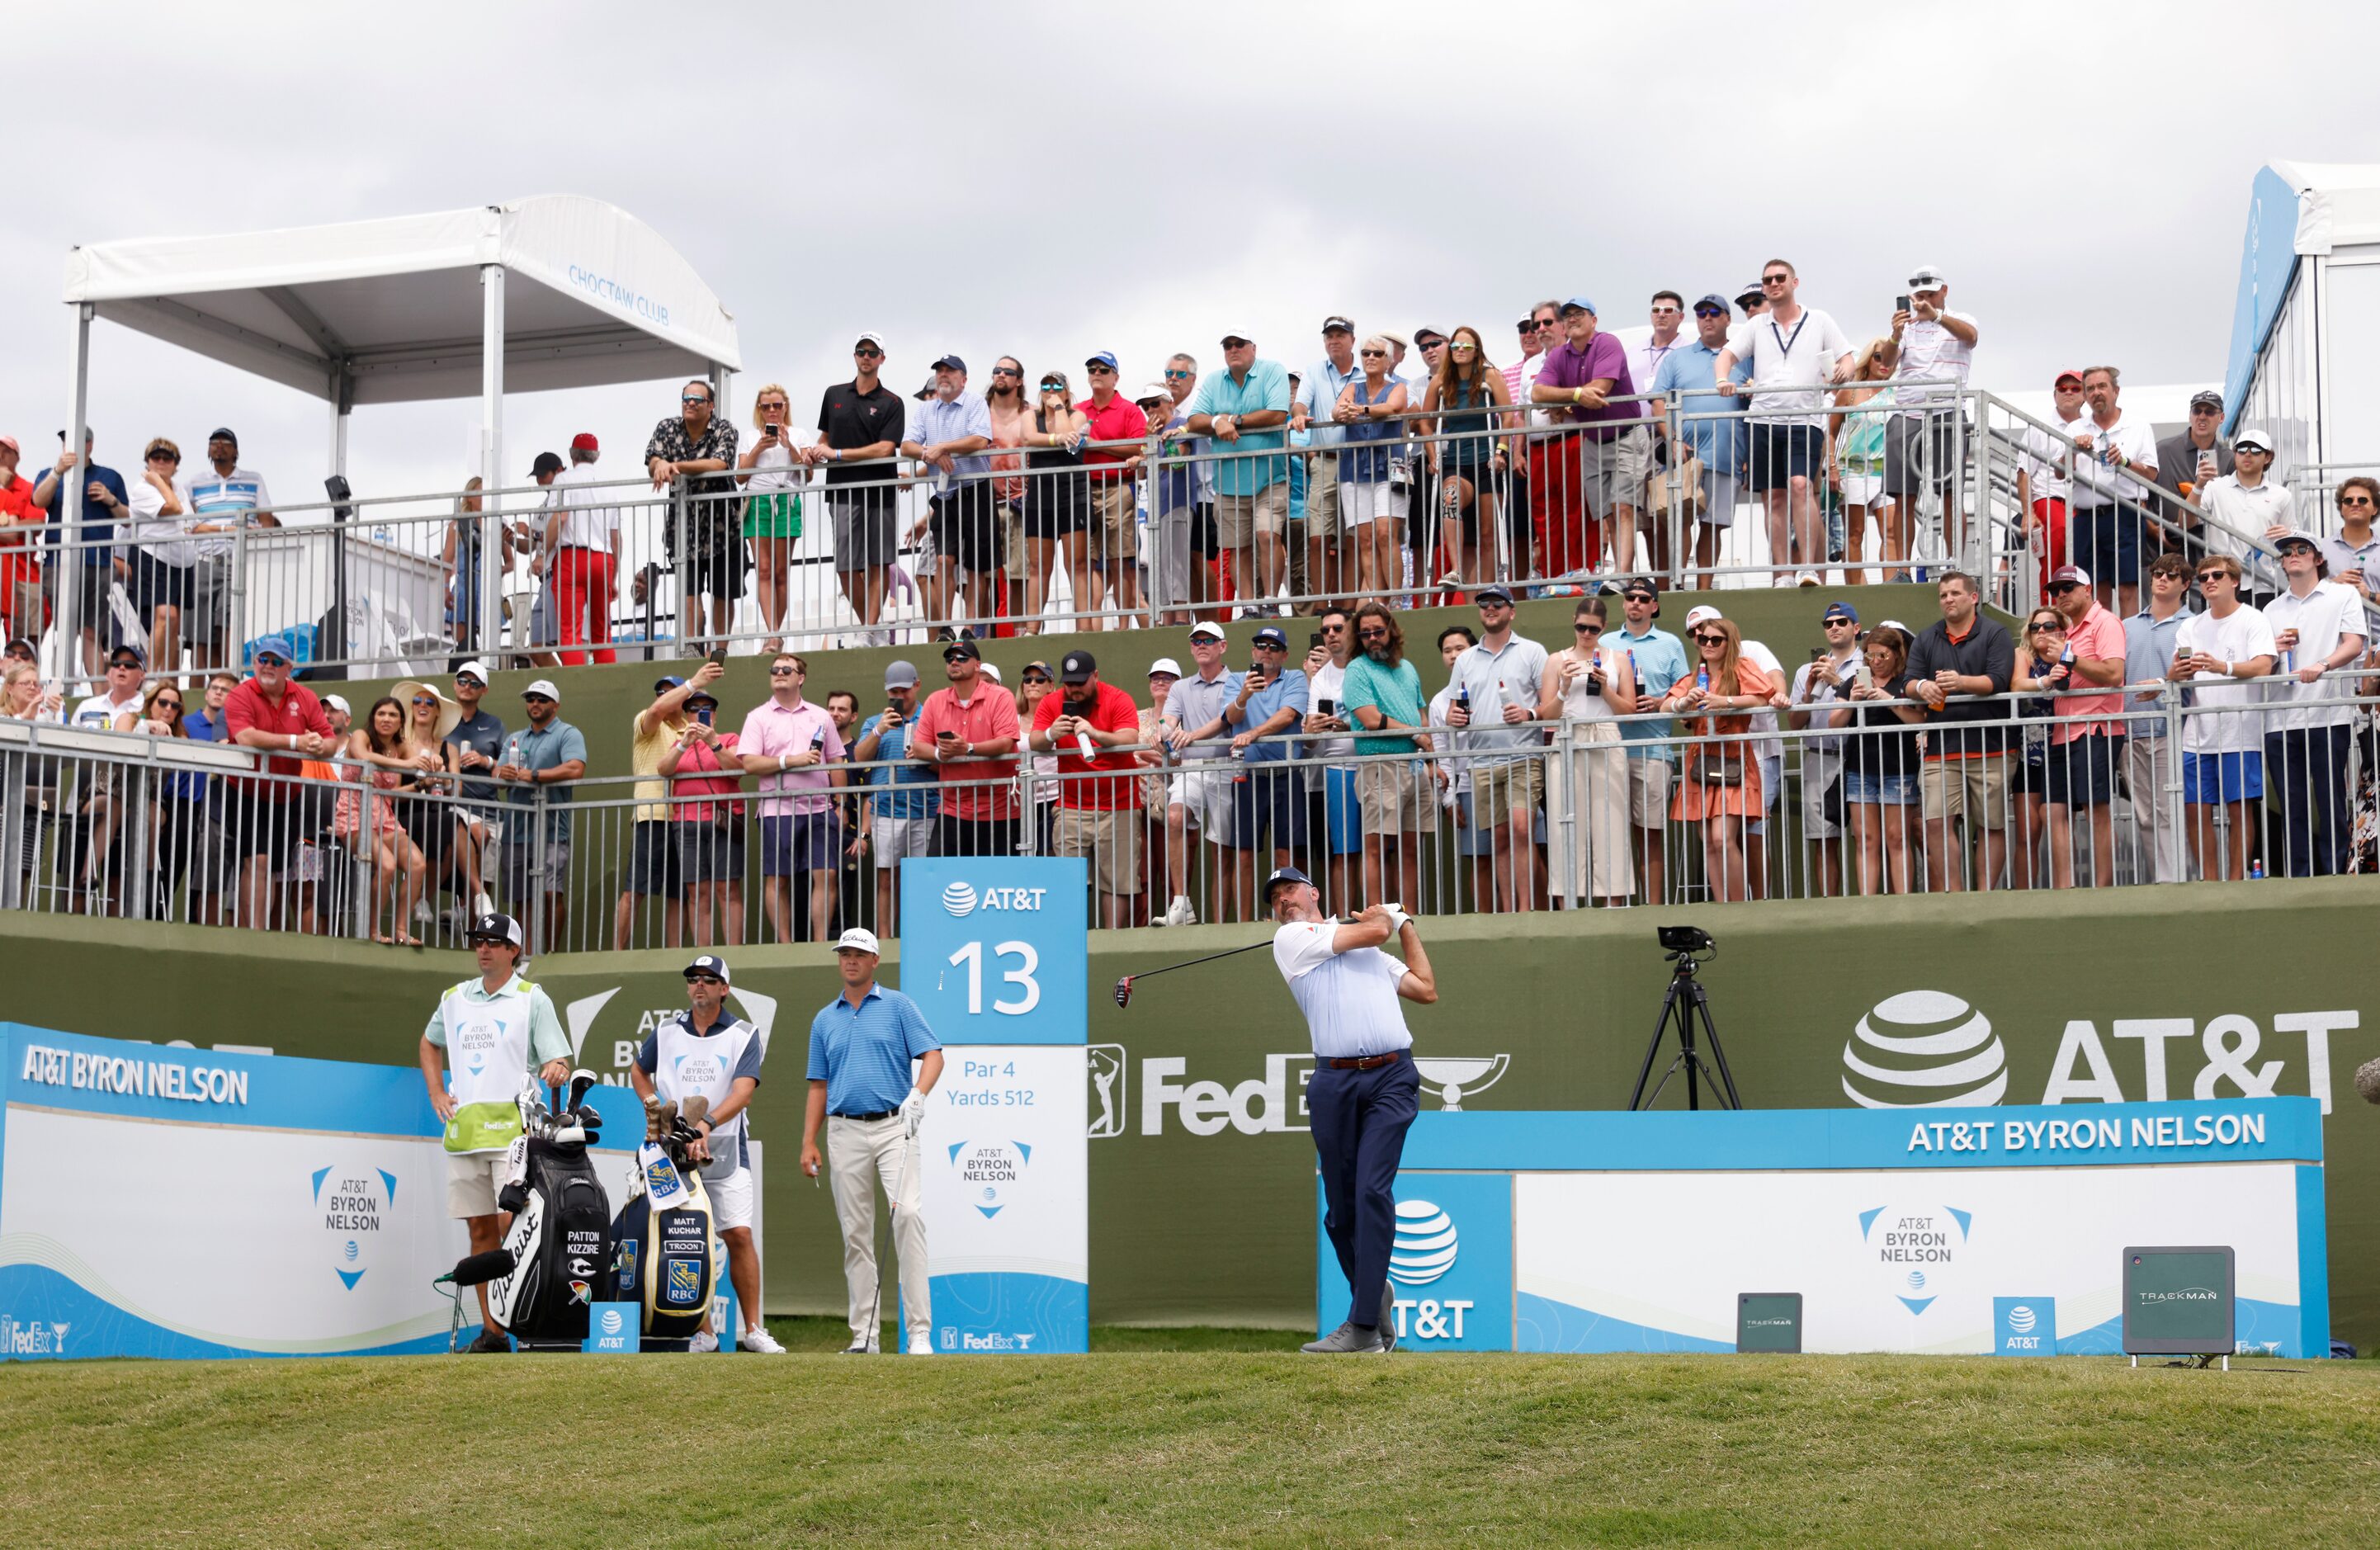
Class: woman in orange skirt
1662,616,1776,901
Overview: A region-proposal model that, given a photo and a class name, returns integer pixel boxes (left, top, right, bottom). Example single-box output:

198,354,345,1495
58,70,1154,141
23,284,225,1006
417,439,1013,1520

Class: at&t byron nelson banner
1319,1099,2328,1356
900,858,1089,1354
0,1024,652,1360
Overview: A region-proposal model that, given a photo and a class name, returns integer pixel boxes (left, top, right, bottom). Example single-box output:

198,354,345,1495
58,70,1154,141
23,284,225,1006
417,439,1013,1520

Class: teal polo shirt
1188,359,1292,496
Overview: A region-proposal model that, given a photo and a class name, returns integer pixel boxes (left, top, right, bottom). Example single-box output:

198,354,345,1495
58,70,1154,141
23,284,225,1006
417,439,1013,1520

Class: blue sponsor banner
1316,1170,1512,1351
898,858,1087,1046
584,1302,639,1354
924,1271,1088,1355
1993,1296,2057,1356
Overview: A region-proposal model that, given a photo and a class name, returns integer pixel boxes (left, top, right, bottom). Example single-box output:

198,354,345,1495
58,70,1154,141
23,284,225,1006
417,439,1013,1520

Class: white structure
57,195,740,659
2221,161,2380,474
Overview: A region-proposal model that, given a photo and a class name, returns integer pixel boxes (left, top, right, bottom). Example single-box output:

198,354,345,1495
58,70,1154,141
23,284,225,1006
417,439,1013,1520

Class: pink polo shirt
2053,602,2127,745
736,696,844,816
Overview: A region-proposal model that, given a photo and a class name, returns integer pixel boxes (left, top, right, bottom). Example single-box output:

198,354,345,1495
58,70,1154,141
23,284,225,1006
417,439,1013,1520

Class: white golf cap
837,928,881,955
456,659,492,684
1906,264,1948,290
2232,426,2275,454
1148,657,1183,678
1188,621,1227,641
322,693,351,716
981,663,1003,684
522,678,560,702
1683,604,1723,630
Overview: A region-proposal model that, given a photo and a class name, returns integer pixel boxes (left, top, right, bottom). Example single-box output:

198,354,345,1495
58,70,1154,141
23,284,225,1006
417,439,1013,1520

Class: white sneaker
1161,895,1196,928
741,1327,786,1354
689,1329,720,1354
907,1330,936,1355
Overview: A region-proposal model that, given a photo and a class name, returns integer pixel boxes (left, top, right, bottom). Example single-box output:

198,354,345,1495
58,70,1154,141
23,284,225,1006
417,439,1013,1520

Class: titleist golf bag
609,1168,718,1349
488,1137,612,1349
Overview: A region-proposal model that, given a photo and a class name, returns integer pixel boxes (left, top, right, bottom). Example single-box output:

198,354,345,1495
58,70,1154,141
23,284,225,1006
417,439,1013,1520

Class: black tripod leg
1628,978,1683,1110
1687,980,1744,1110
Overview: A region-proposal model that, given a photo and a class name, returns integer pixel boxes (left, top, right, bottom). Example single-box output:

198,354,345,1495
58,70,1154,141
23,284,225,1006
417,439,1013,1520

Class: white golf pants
828,1113,930,1347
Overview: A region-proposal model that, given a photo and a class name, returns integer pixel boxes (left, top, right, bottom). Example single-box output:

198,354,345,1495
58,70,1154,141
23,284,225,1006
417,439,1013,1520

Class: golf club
566,1069,598,1115
1114,934,1305,1009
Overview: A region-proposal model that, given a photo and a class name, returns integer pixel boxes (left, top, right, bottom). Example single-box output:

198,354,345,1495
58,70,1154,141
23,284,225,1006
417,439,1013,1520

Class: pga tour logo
941,881,1049,918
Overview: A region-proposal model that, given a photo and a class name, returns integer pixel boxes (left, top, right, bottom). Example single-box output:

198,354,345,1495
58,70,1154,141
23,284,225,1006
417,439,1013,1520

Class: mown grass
6,1336,2376,1547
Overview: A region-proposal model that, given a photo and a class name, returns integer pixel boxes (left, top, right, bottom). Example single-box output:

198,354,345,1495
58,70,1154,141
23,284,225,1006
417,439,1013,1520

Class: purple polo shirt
1534,333,1642,437
737,696,846,817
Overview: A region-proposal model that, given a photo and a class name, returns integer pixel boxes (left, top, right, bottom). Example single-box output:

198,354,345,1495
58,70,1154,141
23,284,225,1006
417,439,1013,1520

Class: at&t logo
599,1307,625,1335
1387,1199,1474,1341
1843,991,2008,1108
943,881,1047,918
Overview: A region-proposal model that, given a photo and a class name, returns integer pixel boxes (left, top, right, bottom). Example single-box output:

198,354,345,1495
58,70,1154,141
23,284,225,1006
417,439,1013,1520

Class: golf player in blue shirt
1266,866,1437,1353
805,927,943,1355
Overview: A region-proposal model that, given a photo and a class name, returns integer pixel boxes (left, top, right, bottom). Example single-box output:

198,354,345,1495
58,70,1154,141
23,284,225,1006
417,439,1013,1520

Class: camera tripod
1627,942,1743,1111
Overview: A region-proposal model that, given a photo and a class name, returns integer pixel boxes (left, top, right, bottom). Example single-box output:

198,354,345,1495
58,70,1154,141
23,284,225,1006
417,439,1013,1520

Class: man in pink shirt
912,637,1022,858
2042,565,2128,889
737,650,846,943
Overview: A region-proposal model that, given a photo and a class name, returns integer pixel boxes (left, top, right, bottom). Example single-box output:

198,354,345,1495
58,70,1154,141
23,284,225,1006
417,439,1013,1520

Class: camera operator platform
1630,924,1743,1112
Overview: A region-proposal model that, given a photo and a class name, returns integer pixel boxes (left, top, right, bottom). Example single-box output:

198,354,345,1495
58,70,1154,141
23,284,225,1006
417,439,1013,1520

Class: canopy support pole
477,264,506,661
58,304,93,689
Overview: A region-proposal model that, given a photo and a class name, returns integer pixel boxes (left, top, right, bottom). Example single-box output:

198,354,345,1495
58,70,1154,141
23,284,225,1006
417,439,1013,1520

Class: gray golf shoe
1379,1282,1398,1353
1301,1321,1386,1354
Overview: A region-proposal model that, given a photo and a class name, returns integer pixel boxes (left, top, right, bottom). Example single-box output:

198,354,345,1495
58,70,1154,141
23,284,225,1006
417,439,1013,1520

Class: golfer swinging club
1264,866,1437,1354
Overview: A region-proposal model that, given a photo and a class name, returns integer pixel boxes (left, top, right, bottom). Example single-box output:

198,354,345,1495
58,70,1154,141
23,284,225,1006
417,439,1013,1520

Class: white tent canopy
54,194,739,660
61,194,739,404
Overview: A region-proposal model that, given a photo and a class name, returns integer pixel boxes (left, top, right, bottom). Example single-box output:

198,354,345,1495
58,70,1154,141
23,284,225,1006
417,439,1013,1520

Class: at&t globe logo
1842,990,2008,1108
942,881,979,918
600,1307,625,1335
1390,1200,1457,1287
2006,1304,2038,1335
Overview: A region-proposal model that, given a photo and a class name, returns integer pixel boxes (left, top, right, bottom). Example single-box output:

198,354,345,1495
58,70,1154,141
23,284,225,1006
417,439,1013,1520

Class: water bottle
370,521,394,546
1697,665,1712,692
2250,858,2264,880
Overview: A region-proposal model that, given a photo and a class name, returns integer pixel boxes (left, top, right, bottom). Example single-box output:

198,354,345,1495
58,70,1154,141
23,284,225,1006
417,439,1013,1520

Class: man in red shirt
2042,565,2128,889
223,633,334,931
1030,650,1145,928
1079,352,1150,625
911,637,1022,858
0,435,43,641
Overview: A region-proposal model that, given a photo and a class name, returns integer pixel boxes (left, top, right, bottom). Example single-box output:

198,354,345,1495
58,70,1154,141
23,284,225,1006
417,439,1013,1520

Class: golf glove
901,1089,927,1138
1382,903,1411,934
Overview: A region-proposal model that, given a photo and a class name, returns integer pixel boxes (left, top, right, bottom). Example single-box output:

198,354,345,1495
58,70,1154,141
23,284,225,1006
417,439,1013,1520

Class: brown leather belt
1325,1051,1407,1071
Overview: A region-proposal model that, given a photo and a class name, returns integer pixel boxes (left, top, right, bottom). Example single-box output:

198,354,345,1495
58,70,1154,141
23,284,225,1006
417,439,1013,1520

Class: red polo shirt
914,682,1022,820
1078,395,1149,482
224,677,332,799
1032,680,1145,810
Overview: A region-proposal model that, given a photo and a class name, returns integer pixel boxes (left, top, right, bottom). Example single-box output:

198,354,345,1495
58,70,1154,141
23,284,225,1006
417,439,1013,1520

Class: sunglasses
110,659,143,670
1320,622,1346,632
522,694,555,704
1087,364,1117,375
2341,495,2375,508
148,451,179,462
153,698,182,710
1761,274,1790,286
1825,616,1855,626
1574,623,1603,636
1359,348,1388,357
1516,319,1537,332
1693,632,1726,645
1040,380,1065,391
456,677,484,687
991,366,1023,377
411,695,438,706
1449,343,1479,353
681,394,712,404
769,665,799,676
256,655,288,666
854,347,883,359
1358,629,1388,640
1221,338,1253,349
2048,582,2083,593
2028,621,2063,631
688,974,725,986
1164,368,1192,379
2195,572,2233,584
1693,307,1727,319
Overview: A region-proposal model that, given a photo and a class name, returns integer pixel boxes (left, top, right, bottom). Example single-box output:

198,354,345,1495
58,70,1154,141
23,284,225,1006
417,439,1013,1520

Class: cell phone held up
1895,294,1912,316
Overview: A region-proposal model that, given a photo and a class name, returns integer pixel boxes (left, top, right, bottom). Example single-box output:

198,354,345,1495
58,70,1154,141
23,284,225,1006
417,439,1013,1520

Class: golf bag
609,1166,718,1349
488,1137,612,1349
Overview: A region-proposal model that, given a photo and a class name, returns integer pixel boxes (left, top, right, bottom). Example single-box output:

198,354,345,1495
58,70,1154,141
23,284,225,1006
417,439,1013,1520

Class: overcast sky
9,0,2379,514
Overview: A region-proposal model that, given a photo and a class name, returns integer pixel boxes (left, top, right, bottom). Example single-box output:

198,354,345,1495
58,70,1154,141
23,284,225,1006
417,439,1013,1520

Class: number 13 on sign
947,940,1041,1015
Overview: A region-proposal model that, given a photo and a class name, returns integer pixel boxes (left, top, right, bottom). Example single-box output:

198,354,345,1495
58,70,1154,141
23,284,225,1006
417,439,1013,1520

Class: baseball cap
2053,368,2086,387
932,352,967,372
1084,350,1119,372
911,376,940,402
1560,296,1596,315
251,633,295,664
456,659,491,685
569,432,599,453
654,673,685,694
2273,528,2322,552
981,663,1003,684
1414,326,1447,347
885,659,920,690
942,637,983,661
684,683,719,708
1906,265,1948,291
1188,621,1227,642
682,954,732,985
107,643,145,668
1136,381,1172,405
467,912,524,950
2189,389,2225,412
1873,619,1915,642
1321,315,1354,334
2233,427,2275,455
1263,865,1313,903
1060,650,1096,683
522,678,560,702
1252,625,1288,649
1219,330,1254,346
1683,604,1723,631
1148,657,1183,678
1475,584,1514,604
3,636,34,656
527,451,564,477
0,435,19,456
836,928,881,955
2049,565,2093,588
855,331,887,352
1822,600,1859,624
1693,294,1731,315
1378,331,1410,354
322,693,351,716
59,427,93,443
1735,281,1765,305
209,427,238,448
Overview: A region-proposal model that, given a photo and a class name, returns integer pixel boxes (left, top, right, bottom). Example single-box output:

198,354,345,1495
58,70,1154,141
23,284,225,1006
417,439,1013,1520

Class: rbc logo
667,1259,701,1303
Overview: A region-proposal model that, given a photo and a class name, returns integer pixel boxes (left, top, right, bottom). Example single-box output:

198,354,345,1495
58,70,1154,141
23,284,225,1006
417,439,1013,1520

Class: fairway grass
7,1341,2378,1547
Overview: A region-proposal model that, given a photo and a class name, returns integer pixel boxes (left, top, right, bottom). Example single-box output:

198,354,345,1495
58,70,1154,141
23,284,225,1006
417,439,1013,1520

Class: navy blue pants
1308,1054,1419,1330
2264,725,2351,877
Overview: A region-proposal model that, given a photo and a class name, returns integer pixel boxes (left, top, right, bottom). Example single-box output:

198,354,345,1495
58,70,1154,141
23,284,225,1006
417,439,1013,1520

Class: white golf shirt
1273,920,1414,1061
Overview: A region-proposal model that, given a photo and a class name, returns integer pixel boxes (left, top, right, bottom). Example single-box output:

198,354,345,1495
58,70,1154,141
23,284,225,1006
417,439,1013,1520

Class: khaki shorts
1089,482,1136,561
1801,752,1843,840
1627,757,1673,830
1307,458,1342,532
1609,423,1655,511
1355,759,1438,835
1920,754,2009,830
708,1164,754,1231
1216,484,1289,547
1470,759,1545,829
1055,804,1140,894
446,1151,508,1219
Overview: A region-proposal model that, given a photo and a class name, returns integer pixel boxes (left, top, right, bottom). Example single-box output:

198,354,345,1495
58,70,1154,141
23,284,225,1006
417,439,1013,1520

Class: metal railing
8,667,2378,953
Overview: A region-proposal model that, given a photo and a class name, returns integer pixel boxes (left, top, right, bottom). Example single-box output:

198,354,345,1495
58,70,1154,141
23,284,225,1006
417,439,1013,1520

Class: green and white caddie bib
440,978,538,1154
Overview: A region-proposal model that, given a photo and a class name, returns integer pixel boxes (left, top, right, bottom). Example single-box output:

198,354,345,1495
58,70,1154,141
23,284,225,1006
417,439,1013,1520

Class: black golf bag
488,1137,612,1349
609,1169,717,1349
